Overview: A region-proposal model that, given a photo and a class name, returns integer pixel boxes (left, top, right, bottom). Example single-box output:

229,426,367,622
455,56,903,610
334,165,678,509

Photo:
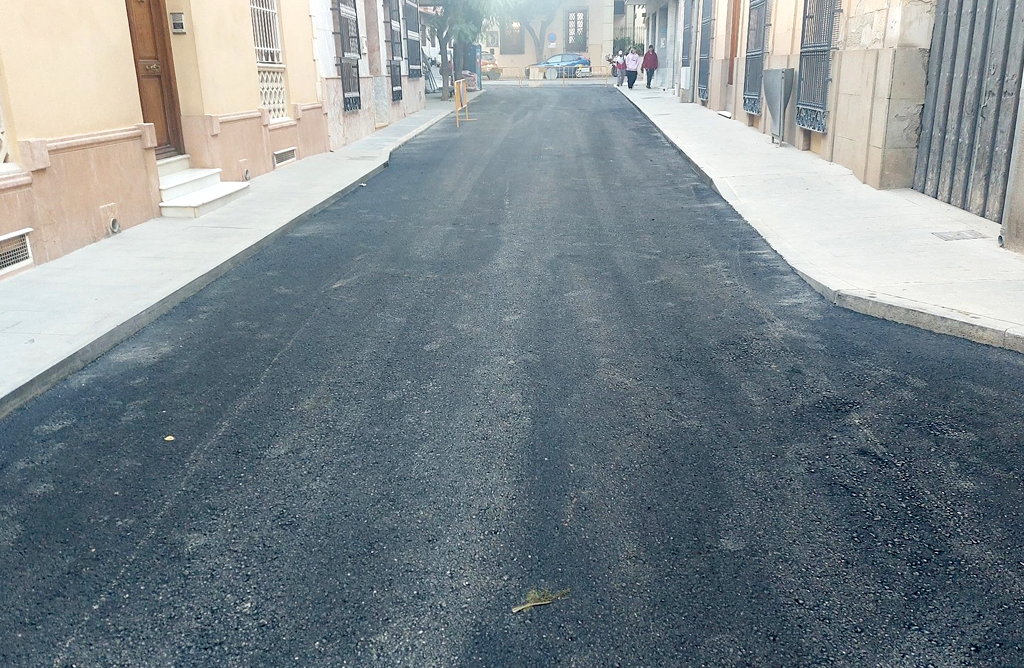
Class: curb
616,88,1024,354
0,104,458,421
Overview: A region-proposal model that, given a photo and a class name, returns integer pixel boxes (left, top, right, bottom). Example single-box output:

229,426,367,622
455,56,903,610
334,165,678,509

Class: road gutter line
0,100,468,421
616,88,1024,355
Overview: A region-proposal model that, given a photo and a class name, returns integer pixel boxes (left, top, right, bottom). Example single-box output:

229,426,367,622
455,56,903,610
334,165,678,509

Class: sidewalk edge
618,90,722,197
0,104,457,421
617,88,1024,354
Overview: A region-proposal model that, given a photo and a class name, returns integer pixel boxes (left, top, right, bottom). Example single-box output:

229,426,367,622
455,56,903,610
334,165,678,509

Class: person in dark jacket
642,45,658,89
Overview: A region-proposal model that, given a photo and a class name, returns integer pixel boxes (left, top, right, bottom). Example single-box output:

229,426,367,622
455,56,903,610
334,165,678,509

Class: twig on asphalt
512,588,570,613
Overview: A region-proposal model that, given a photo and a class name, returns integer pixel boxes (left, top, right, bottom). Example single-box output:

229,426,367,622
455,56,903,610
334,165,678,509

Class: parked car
525,53,592,79
481,52,502,80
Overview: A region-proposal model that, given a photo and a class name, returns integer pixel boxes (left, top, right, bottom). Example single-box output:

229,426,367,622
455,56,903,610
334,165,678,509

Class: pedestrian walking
624,47,642,89
614,51,626,86
642,45,658,89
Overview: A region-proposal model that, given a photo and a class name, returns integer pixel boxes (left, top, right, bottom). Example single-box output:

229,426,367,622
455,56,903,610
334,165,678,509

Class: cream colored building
309,0,426,150
483,0,615,73
0,0,424,279
660,0,1024,250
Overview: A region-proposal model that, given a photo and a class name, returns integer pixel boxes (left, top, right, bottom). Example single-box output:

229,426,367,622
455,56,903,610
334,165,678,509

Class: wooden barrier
454,78,475,127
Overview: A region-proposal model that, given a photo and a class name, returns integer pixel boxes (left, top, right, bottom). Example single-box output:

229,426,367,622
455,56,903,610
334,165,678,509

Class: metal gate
681,0,693,70
795,0,839,133
697,0,713,101
914,0,1024,222
742,0,768,115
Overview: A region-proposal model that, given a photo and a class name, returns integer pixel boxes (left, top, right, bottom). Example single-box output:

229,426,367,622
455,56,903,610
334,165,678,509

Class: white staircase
157,155,249,218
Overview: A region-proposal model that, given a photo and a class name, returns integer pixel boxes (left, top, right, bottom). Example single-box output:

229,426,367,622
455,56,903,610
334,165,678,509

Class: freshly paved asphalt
3,88,1024,667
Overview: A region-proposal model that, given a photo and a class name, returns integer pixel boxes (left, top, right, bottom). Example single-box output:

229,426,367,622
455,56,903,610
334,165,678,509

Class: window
796,0,840,133
566,10,587,52
251,0,282,65
697,0,713,101
405,0,421,79
742,0,768,115
385,0,403,100
501,22,525,55
331,0,362,111
681,0,692,68
251,0,288,119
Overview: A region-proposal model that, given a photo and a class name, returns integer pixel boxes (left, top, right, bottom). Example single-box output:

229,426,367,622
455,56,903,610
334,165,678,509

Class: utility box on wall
763,68,795,144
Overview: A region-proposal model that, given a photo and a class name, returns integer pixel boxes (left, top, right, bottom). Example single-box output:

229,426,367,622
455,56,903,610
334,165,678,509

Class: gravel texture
2,88,1024,666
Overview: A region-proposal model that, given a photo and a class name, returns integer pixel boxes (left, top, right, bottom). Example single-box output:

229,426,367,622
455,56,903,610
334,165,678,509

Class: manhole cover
932,230,988,241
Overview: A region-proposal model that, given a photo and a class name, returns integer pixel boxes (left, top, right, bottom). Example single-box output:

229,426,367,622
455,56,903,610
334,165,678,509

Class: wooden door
125,0,183,158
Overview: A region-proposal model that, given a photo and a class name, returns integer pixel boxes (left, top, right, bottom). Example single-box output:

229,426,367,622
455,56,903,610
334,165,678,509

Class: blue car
525,53,592,79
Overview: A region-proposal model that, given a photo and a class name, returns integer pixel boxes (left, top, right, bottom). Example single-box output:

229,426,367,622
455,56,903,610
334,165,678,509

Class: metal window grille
795,0,840,133
742,0,769,115
406,0,421,78
501,22,525,55
566,11,587,52
0,230,32,275
250,0,283,64
273,147,297,165
697,0,713,101
332,0,362,111
251,0,288,119
681,0,692,68
385,0,403,101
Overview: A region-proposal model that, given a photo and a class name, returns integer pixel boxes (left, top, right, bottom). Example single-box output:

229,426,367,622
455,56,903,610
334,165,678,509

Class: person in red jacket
642,45,659,89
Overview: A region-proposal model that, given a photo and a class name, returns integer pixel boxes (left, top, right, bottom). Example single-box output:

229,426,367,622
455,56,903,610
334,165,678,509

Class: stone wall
825,0,935,188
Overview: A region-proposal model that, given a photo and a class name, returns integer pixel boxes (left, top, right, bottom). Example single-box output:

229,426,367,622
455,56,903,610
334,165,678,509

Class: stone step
156,154,191,178
159,168,222,202
159,182,250,219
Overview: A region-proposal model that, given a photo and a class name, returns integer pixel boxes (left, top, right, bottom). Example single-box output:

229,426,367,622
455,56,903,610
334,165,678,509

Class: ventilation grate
932,230,987,241
0,228,33,275
273,147,297,166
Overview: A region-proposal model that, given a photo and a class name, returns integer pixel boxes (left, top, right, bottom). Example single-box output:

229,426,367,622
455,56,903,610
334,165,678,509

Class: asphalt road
3,88,1024,667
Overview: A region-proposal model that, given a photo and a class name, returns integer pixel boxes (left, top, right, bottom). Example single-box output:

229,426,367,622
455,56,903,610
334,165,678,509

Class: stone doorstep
159,181,251,219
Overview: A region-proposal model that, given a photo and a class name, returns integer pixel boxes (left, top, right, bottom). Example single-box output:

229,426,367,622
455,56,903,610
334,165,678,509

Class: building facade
484,0,615,73
0,0,424,279
652,0,1024,250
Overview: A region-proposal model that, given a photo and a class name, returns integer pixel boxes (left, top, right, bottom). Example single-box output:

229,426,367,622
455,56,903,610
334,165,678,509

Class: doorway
125,0,184,159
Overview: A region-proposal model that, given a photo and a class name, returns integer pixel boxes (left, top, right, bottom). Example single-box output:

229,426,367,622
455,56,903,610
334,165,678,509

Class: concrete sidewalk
620,87,1024,353
0,96,466,420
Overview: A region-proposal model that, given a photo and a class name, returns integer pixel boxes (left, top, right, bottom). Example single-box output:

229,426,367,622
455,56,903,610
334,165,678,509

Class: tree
504,0,564,64
420,0,493,99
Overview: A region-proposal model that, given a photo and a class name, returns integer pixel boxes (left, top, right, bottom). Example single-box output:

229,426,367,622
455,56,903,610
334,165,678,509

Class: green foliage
420,0,498,45
612,37,644,54
499,0,564,62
